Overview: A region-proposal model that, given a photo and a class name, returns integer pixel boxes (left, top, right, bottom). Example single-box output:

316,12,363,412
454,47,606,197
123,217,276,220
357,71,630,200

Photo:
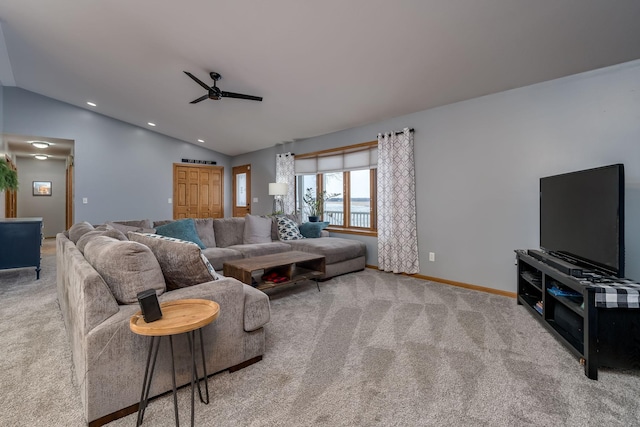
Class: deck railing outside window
325,211,370,228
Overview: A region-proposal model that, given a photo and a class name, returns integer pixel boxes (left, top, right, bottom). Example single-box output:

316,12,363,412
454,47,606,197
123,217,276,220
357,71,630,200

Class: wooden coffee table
223,251,325,291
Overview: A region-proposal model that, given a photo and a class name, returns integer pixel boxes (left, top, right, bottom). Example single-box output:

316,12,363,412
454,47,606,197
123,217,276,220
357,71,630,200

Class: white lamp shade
268,182,288,196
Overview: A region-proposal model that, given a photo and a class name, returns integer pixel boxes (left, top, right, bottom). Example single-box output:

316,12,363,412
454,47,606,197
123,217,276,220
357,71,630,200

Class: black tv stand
516,249,640,380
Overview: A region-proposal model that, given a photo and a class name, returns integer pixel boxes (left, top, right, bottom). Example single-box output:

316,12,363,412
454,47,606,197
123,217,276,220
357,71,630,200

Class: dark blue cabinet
0,218,43,279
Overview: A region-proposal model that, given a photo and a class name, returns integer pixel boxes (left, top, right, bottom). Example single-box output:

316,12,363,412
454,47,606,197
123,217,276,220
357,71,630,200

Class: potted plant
0,158,18,192
303,187,339,222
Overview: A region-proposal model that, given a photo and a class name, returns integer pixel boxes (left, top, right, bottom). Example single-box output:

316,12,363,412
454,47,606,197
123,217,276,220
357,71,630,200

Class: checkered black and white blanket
586,279,640,308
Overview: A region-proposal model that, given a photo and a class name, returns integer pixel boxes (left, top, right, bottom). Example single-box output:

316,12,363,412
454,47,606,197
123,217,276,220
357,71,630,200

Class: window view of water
325,199,371,227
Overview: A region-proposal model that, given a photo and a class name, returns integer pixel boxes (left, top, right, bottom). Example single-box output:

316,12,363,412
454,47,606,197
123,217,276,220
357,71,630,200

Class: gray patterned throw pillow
128,232,219,290
276,216,304,240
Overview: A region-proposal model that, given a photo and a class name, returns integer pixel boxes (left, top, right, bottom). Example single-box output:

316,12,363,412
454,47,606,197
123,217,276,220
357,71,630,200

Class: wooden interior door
232,164,251,217
4,188,16,218
65,160,74,229
4,156,17,218
173,164,224,219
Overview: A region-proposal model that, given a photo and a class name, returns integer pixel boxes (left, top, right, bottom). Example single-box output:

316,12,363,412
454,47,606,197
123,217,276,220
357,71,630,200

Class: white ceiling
1,1,640,157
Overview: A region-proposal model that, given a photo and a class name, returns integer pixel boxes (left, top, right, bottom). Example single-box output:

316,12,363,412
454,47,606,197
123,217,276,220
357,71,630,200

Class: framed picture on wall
33,181,52,196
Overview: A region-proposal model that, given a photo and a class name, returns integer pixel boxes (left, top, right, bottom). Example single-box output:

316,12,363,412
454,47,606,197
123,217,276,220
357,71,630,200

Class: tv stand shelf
516,250,640,380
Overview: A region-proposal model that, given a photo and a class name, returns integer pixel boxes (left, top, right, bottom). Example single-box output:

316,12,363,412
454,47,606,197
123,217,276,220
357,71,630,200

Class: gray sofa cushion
76,228,128,254
243,214,273,244
195,218,216,248
83,236,166,304
112,219,154,229
201,247,244,271
128,232,218,290
106,222,156,234
69,221,95,243
286,237,366,264
213,217,245,247
228,242,292,258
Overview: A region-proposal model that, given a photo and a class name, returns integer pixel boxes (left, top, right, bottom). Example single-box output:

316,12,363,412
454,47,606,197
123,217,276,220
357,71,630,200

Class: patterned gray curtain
276,152,295,214
377,128,419,274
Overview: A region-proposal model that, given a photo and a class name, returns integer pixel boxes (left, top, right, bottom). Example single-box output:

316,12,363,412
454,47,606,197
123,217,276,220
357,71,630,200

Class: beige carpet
1,239,640,426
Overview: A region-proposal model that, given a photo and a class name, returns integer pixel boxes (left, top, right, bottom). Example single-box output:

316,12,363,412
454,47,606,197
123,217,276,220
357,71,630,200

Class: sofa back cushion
128,232,218,290
153,219,174,227
243,214,273,244
111,219,154,229
212,217,245,247
69,221,95,243
83,236,166,304
76,228,128,254
194,218,216,248
106,221,155,234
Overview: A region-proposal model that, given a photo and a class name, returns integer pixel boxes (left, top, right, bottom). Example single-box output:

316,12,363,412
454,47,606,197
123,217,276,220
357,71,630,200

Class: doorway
3,134,74,234
232,164,251,217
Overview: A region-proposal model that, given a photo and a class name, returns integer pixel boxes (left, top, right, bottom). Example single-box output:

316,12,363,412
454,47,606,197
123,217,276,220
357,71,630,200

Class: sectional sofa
57,215,366,425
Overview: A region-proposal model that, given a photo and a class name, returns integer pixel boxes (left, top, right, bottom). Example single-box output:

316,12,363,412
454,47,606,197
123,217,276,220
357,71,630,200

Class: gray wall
236,60,640,292
3,87,233,224
16,156,66,237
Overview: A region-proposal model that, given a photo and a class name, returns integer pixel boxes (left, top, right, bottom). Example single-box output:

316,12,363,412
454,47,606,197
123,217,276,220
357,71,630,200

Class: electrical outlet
82,197,88,204
429,252,435,262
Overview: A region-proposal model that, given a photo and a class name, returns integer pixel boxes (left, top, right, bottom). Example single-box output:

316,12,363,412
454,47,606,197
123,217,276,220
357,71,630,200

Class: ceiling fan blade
221,91,263,102
184,71,212,91
190,94,209,104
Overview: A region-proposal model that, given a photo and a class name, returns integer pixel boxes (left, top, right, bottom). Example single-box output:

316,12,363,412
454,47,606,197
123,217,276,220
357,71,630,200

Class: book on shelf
547,284,581,298
534,300,543,314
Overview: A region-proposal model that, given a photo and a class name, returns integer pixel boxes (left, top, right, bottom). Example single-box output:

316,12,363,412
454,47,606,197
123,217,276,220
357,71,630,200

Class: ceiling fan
183,71,263,103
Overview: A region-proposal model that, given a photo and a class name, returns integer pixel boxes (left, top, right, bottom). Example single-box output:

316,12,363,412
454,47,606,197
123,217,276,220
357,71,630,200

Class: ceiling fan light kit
184,71,263,103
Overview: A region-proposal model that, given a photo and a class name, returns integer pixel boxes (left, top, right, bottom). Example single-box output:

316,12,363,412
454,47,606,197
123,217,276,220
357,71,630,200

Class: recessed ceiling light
87,101,97,107
34,154,48,160
197,139,205,143
30,141,50,149
148,122,156,127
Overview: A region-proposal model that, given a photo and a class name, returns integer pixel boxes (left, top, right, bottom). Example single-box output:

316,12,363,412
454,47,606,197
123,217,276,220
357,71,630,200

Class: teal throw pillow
298,221,330,238
155,218,206,249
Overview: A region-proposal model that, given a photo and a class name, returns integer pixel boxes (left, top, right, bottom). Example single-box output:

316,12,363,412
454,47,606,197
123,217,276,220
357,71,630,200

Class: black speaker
137,289,162,323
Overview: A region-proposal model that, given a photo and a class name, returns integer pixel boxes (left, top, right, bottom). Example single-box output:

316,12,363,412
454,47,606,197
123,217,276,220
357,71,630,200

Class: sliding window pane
299,175,316,221
324,172,343,226
350,169,371,228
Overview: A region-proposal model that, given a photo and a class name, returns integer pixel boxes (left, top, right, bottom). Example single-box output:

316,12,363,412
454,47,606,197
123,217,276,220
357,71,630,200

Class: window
295,141,377,235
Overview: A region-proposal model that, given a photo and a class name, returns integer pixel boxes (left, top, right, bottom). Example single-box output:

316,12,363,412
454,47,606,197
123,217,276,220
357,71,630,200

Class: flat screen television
539,164,624,277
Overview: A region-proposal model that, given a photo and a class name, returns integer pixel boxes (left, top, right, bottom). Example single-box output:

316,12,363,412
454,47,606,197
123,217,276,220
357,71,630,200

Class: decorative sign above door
181,158,217,165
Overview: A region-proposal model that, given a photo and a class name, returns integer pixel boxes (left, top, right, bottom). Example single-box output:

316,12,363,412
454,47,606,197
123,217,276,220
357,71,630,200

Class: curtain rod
395,128,414,135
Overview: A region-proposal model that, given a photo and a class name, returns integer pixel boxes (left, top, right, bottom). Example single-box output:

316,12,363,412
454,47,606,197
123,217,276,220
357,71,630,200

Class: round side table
130,298,220,427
